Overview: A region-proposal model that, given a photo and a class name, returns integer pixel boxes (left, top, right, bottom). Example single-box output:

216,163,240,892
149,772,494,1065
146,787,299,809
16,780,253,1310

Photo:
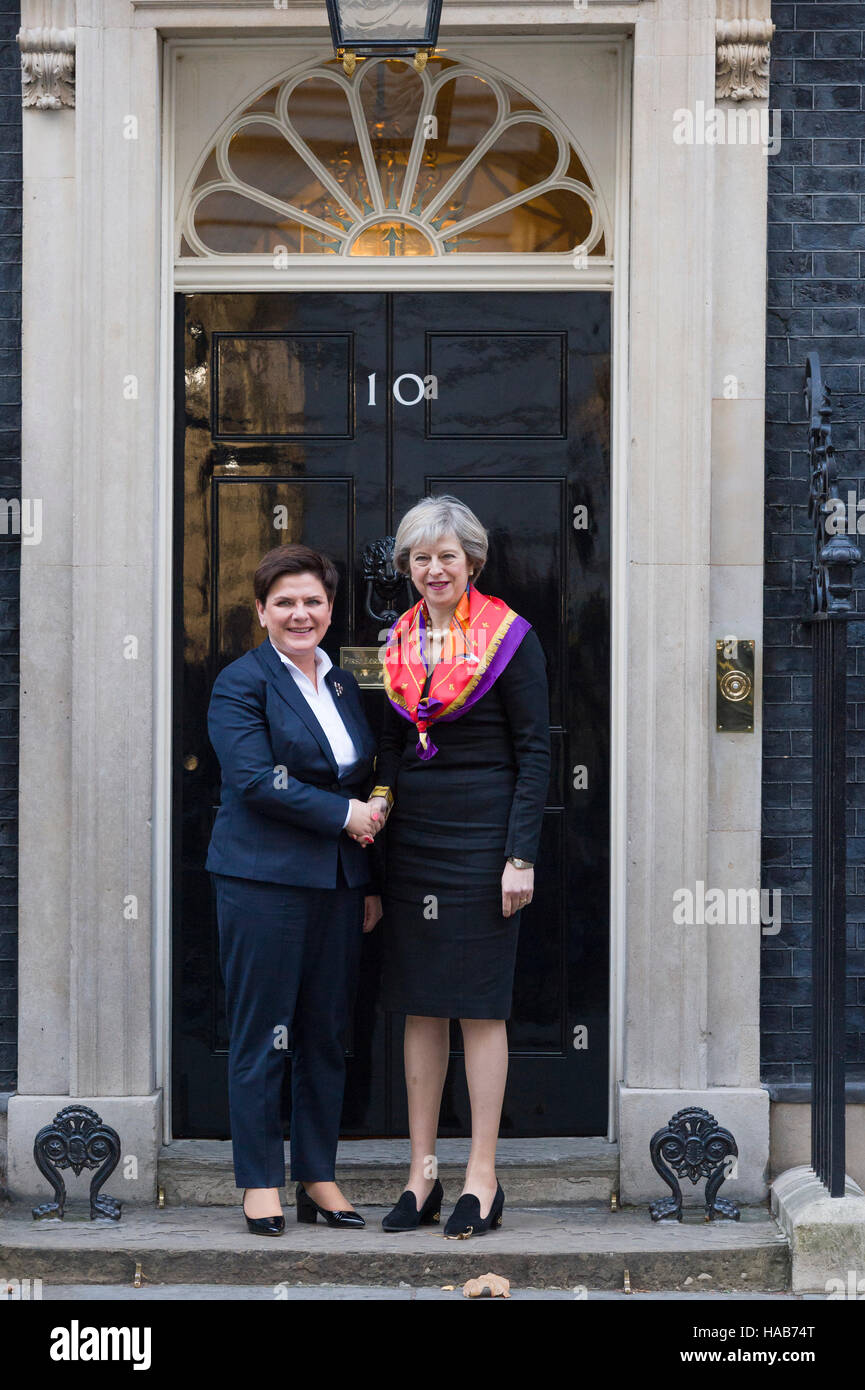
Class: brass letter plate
340,645,384,689
716,638,754,732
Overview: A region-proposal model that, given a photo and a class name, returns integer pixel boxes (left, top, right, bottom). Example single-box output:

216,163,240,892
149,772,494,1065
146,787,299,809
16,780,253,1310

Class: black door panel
387,293,610,1134
173,290,610,1138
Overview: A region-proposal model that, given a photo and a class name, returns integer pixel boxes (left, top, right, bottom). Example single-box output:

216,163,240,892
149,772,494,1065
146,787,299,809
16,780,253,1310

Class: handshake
345,794,390,846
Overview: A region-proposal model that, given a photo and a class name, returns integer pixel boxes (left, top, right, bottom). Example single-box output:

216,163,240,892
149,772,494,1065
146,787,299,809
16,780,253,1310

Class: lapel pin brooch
333,681,344,696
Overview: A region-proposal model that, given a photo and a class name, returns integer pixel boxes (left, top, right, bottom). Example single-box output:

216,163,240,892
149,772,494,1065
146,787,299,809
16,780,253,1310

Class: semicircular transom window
180,56,608,259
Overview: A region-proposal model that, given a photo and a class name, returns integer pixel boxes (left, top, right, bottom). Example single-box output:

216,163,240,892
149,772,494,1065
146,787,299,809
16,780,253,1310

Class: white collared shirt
270,639,359,829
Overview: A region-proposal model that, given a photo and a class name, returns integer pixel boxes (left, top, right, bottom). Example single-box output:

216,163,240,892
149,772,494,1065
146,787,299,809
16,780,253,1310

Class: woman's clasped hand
346,795,390,846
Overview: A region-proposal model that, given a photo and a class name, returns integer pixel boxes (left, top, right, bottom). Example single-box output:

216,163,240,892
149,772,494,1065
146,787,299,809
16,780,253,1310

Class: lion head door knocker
648,1106,739,1223
362,536,412,631
32,1105,122,1221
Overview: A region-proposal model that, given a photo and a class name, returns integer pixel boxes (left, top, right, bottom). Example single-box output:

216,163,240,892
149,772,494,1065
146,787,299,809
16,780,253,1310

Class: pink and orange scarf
383,583,530,760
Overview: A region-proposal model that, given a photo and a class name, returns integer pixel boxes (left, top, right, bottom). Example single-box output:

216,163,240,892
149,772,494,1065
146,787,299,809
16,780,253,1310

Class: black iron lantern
325,0,443,73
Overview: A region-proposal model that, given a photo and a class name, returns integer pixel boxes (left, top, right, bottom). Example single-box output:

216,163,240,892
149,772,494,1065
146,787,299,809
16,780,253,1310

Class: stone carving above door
17,26,75,110
715,18,775,103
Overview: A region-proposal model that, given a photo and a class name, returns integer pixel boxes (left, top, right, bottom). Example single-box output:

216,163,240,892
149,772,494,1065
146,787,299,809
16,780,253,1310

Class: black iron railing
801,352,860,1195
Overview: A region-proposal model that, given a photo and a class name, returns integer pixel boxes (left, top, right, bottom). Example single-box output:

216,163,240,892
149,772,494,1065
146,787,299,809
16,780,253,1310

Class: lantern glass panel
335,0,433,45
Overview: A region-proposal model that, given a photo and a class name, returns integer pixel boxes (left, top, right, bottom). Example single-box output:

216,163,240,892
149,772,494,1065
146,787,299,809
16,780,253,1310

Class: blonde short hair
393,495,489,580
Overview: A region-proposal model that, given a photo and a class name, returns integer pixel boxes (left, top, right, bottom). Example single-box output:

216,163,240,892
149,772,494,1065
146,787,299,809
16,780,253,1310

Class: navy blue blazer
205,637,378,890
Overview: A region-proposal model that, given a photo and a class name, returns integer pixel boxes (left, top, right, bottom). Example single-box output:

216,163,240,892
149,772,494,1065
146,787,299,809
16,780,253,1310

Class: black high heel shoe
242,1190,285,1236
443,1182,505,1239
381,1179,443,1232
295,1182,365,1228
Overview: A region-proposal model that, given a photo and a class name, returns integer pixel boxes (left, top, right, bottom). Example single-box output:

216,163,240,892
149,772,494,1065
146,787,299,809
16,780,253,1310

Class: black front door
173,291,610,1138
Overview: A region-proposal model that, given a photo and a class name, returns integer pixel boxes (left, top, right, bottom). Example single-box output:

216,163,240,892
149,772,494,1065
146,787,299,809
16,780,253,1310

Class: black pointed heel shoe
381,1179,444,1232
242,1190,285,1236
295,1182,365,1229
443,1182,505,1239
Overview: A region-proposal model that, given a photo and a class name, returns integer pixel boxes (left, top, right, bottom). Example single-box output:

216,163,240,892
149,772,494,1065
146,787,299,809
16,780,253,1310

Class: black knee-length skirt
381,832,521,1019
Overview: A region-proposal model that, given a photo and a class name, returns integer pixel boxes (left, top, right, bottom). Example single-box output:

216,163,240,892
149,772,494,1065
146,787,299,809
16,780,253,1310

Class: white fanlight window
177,55,609,260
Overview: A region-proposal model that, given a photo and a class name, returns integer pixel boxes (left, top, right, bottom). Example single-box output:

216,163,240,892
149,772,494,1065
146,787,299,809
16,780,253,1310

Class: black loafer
382,1179,443,1232
296,1183,366,1228
443,1183,504,1239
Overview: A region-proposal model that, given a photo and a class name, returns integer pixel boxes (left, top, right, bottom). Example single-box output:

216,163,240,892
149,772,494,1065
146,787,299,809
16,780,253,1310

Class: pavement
18,1282,818,1301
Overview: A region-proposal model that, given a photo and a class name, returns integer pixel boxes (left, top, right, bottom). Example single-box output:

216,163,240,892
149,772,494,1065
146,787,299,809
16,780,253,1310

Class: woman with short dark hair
206,542,383,1235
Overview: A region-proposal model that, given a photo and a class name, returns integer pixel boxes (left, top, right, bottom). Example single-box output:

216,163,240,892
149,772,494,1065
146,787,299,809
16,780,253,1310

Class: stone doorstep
158,1137,620,1207
0,1205,790,1291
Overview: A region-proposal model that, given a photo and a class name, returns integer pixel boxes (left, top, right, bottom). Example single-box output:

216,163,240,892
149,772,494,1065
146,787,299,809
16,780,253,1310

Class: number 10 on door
367,373,438,405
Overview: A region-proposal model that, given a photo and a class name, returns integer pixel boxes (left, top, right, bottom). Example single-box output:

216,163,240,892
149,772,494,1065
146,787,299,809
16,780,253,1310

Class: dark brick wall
0,4,19,1092
763,1,865,1085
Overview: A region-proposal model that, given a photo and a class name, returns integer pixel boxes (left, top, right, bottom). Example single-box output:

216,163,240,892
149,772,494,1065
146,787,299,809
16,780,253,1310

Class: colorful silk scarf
383,582,531,760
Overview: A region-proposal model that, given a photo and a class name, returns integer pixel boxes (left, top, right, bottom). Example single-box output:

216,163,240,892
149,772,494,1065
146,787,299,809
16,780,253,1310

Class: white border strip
156,33,176,1145
173,260,615,291
607,33,631,1145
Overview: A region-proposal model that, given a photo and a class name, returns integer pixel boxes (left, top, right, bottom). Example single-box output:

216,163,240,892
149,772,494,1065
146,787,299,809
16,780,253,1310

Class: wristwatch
507,856,533,870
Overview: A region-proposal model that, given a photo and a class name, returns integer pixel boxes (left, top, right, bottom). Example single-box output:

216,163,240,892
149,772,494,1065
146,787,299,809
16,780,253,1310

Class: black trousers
212,869,364,1188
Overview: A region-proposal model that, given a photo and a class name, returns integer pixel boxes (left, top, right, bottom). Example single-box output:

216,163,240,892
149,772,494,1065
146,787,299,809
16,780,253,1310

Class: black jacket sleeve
497,627,551,863
363,693,409,894
373,692,410,795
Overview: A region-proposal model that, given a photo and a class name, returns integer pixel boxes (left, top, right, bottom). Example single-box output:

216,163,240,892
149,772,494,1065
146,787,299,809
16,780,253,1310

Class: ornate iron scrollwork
805,351,861,618
649,1106,739,1222
362,536,412,628
32,1105,122,1221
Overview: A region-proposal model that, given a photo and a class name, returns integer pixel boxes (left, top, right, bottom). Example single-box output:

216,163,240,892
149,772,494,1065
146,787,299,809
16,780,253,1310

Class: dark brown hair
254,544,339,606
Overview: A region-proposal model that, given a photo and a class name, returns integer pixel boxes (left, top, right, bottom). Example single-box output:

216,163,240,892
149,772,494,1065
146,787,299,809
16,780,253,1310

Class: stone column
617,1,771,1204
8,2,162,1202
706,19,774,1095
